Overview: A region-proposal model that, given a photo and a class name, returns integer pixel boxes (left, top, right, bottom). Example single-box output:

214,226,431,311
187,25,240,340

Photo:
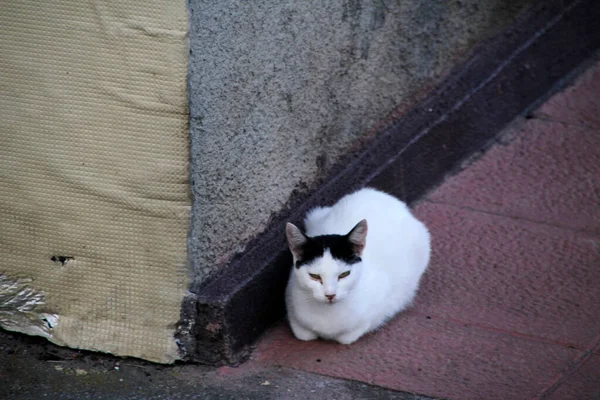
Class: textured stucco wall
188,0,534,283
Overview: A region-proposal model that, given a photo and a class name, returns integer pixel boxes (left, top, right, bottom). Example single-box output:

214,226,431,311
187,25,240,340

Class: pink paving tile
412,203,600,349
254,316,580,400
428,119,600,233
543,354,600,400
533,62,600,130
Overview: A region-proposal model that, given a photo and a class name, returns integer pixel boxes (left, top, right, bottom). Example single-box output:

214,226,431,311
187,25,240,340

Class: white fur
285,188,431,344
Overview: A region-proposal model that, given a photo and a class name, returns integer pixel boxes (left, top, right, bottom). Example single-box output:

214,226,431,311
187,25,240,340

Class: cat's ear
286,222,308,262
347,219,368,255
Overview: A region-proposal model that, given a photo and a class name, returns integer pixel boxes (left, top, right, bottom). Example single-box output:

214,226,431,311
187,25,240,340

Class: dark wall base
191,0,600,365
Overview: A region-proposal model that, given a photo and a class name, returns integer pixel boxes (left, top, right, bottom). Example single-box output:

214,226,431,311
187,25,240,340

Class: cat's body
285,188,430,344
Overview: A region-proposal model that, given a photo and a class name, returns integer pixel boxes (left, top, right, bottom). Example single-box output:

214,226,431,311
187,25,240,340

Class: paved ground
251,61,600,399
2,61,599,400
0,329,431,400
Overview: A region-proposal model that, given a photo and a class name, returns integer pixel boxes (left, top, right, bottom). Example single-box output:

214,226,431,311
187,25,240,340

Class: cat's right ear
286,222,307,263
348,219,368,256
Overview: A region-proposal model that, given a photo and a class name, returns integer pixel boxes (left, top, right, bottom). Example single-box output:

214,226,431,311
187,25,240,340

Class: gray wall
188,0,534,283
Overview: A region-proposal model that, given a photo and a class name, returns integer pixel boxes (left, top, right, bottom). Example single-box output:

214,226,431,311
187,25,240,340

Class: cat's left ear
347,219,368,255
286,222,308,263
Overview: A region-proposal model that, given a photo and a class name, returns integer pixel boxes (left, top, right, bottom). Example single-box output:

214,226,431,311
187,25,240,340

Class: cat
285,187,431,344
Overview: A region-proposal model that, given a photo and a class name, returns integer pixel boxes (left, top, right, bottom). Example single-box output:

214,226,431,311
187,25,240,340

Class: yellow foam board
0,0,190,363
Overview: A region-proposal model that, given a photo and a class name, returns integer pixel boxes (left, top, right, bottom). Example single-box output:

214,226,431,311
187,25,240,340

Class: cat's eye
309,273,322,282
338,271,351,280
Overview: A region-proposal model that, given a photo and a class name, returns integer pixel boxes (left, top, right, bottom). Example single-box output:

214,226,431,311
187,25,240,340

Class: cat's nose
325,294,336,301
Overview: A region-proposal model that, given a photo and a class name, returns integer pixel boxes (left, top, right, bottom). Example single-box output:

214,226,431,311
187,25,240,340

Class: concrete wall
187,0,534,283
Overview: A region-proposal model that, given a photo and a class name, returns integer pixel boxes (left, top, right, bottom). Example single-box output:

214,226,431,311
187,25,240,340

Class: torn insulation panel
0,274,58,339
0,0,191,363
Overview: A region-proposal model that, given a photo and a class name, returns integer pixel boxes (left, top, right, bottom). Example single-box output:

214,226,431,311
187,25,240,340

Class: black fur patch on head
295,234,362,268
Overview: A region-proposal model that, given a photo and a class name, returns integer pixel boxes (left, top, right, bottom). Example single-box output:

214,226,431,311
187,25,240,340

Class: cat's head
285,219,368,304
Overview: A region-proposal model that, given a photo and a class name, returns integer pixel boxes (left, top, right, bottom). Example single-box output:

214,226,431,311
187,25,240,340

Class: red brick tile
428,119,600,233
533,63,600,130
543,354,600,400
255,316,579,400
412,203,600,349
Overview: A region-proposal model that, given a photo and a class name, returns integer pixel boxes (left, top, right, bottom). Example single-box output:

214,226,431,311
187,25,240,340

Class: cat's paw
335,327,368,345
335,334,359,345
289,321,318,341
293,330,318,341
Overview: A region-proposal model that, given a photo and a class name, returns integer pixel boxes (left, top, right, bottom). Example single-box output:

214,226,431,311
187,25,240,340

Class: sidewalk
2,61,599,400
246,61,600,399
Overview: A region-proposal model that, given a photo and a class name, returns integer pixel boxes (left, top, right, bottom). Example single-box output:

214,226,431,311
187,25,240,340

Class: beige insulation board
0,0,191,363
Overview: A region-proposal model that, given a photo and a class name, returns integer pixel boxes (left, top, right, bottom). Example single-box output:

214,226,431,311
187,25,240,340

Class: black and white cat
285,188,430,344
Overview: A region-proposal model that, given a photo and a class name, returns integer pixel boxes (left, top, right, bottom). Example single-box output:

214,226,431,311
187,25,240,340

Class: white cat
285,187,430,344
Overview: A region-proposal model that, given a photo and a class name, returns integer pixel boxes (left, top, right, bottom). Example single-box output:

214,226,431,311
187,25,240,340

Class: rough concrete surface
0,330,436,400
187,0,534,282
